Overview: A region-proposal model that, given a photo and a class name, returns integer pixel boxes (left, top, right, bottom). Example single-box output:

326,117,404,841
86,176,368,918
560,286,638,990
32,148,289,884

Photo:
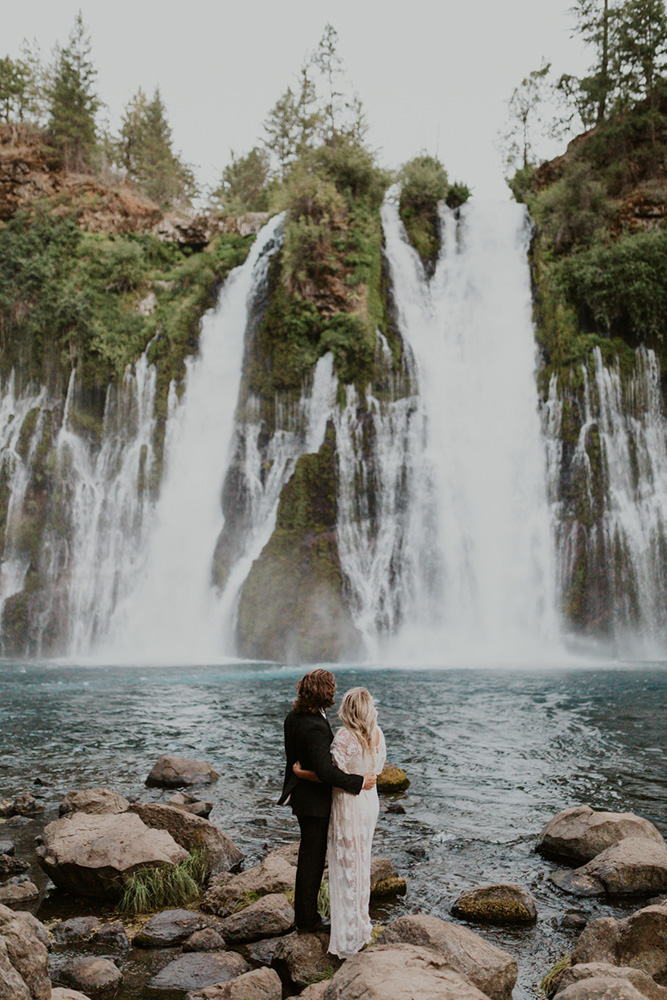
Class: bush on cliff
398,154,471,269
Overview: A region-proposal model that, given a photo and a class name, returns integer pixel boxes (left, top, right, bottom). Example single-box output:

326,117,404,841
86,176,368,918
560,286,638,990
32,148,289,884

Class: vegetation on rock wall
398,154,471,271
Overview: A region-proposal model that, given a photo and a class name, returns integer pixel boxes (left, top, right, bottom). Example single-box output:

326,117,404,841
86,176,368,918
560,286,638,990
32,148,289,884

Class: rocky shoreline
2,756,667,999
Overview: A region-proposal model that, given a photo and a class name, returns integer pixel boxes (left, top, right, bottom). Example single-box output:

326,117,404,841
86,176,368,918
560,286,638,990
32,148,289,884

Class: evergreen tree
0,57,32,123
615,0,667,103
116,87,196,209
502,62,552,170
209,147,270,215
48,12,99,170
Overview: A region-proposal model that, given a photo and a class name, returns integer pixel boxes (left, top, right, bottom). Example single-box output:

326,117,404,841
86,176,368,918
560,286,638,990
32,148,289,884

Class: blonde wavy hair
338,687,377,751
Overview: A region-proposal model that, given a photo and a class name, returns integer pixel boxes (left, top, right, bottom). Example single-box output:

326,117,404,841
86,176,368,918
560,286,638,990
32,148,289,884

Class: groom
279,668,377,933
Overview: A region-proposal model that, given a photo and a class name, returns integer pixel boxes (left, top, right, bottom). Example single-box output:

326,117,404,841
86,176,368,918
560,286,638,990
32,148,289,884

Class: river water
2,658,667,998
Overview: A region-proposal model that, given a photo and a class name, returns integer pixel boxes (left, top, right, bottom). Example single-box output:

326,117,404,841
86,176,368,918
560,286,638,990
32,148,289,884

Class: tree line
503,0,667,171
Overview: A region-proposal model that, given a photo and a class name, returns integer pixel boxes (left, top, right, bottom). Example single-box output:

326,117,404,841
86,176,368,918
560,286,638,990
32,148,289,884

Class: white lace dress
327,725,386,958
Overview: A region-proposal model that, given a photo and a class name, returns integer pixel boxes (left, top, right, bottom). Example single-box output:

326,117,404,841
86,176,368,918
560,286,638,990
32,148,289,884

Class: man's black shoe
297,919,331,935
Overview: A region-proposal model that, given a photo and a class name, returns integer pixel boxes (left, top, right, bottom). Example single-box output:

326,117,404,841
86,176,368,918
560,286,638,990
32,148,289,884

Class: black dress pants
294,813,329,929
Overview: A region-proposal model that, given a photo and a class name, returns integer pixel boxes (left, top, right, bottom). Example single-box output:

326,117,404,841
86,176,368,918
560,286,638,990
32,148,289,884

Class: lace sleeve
331,728,361,773
374,727,387,774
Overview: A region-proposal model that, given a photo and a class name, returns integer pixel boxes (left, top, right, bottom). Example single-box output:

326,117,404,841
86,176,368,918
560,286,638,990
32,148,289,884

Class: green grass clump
317,878,331,920
118,850,207,916
540,954,572,998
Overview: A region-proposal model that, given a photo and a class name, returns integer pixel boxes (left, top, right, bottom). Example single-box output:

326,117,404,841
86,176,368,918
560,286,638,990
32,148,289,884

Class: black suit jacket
278,709,364,817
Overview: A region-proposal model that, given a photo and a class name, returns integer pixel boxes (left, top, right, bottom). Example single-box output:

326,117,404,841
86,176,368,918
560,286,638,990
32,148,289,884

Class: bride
294,686,386,957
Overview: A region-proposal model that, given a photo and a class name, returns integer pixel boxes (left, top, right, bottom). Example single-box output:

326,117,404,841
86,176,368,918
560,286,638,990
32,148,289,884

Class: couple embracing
278,668,386,958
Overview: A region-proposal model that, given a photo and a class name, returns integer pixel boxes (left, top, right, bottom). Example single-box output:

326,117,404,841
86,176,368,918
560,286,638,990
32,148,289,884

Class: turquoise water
2,659,667,997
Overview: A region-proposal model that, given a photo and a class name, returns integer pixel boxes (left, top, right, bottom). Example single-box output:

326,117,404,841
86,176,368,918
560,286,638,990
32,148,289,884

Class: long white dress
327,725,386,958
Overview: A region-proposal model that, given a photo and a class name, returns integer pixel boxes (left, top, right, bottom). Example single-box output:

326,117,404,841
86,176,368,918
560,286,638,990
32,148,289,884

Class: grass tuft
118,849,207,916
540,954,572,998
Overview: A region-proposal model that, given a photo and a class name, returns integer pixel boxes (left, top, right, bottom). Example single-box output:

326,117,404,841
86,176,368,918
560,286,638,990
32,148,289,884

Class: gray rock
245,936,281,967
0,844,14,857
271,930,338,990
0,903,51,999
323,943,493,999
378,913,517,1000
94,923,129,950
184,966,282,999
572,904,667,979
52,917,102,945
555,977,649,999
299,984,330,1000
14,912,51,953
148,951,248,993
452,883,537,925
60,956,122,997
51,990,94,1000
146,755,219,788
134,909,220,948
556,962,667,1000
37,811,188,899
13,794,43,818
0,882,38,910
537,805,665,863
0,801,15,820
218,893,294,943
369,857,406,898
59,789,130,816
552,838,667,897
203,852,295,917
0,854,28,879
129,802,241,875
183,928,227,952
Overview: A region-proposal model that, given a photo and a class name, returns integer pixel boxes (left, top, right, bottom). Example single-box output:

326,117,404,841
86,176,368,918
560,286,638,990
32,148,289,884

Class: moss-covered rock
451,884,537,926
235,425,362,663
376,763,410,793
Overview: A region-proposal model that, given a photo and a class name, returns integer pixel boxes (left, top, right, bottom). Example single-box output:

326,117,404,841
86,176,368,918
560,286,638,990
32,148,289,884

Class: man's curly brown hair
293,668,336,713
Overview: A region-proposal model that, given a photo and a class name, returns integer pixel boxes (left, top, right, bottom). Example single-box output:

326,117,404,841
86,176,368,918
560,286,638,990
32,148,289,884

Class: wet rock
560,911,589,931
60,956,122,997
572,903,667,979
386,802,405,814
168,792,213,819
451,884,537,925
0,882,38,909
271,930,338,990
13,794,43,818
378,913,517,1000
202,852,295,917
0,842,14,857
59,789,130,816
537,805,665,863
52,917,102,945
324,943,493,999
185,966,283,999
0,854,28,879
376,763,410,793
552,838,667,897
218,893,294,943
145,755,219,788
129,802,241,874
245,936,281,967
147,951,248,994
0,902,51,999
37,811,188,899
95,923,129,950
555,962,667,1000
0,800,15,819
298,983,330,1000
134,909,222,949
369,858,407,898
183,927,227,952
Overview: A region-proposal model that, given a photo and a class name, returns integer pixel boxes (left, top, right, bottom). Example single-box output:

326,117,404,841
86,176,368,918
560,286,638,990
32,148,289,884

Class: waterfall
545,346,667,655
337,200,562,662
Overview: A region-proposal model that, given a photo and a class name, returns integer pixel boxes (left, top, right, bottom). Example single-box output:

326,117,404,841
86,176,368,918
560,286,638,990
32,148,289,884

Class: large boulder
185,966,283,999
376,763,410,793
129,803,242,874
572,904,667,979
146,755,219,788
377,913,517,1000
552,838,667,897
134,909,224,949
555,963,667,1000
271,930,338,991
202,853,296,917
218,893,293,943
537,806,665,863
451,884,537,925
52,990,94,1000
59,789,130,816
0,882,39,910
555,978,650,999
148,952,248,994
322,944,493,999
59,956,122,997
0,904,50,1000
37,811,188,899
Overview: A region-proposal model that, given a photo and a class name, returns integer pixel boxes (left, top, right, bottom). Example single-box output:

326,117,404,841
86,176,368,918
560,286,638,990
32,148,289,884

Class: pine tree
116,87,196,209
209,147,270,215
48,12,100,170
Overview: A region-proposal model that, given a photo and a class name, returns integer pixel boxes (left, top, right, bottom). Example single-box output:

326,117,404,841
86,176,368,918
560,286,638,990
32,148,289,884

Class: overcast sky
5,0,590,200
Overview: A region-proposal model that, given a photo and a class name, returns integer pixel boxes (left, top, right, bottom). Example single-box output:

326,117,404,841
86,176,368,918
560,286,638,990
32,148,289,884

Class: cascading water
544,346,667,655
337,199,562,661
